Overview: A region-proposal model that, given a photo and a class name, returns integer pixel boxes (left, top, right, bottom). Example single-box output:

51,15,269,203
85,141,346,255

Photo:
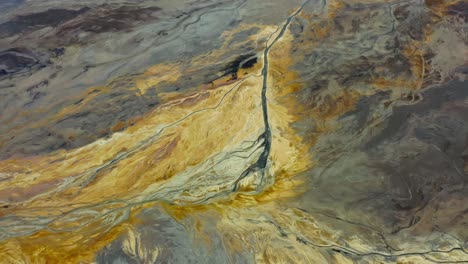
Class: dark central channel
233,0,311,190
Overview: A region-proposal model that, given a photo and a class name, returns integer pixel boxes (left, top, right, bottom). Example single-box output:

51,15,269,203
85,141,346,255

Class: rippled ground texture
0,0,467,263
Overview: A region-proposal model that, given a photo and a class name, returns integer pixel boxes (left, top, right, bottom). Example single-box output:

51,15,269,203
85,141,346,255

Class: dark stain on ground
447,2,468,22
0,5,162,42
241,57,257,69
57,5,162,35
0,48,42,76
0,84,161,160
0,7,90,38
222,53,257,79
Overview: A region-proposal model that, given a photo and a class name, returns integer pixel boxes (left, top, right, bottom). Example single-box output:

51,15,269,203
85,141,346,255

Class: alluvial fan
0,0,467,263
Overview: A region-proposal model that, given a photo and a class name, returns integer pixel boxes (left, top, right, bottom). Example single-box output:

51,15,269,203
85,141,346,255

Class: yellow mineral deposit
0,0,466,263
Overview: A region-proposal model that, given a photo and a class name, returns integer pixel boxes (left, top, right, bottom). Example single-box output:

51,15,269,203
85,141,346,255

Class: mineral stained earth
0,0,467,263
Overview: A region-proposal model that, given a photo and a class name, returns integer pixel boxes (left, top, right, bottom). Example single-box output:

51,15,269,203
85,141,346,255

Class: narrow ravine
234,0,311,189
